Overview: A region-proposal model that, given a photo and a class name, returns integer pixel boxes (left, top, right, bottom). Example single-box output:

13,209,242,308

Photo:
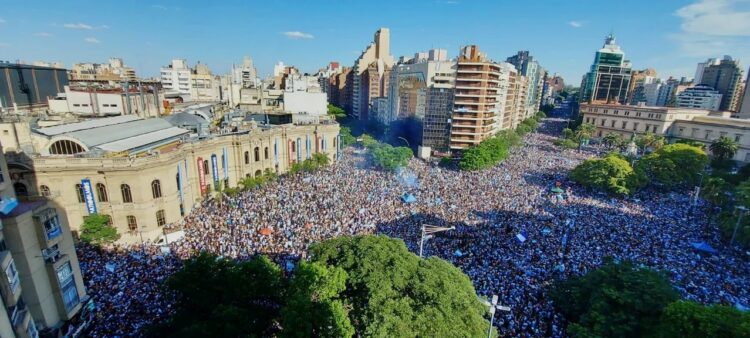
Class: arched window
121,184,132,203
95,183,108,202
13,183,28,197
49,140,85,155
254,147,260,162
244,151,250,164
175,173,181,192
156,210,166,227
255,170,262,177
40,185,51,197
291,141,296,152
333,137,337,149
203,160,209,174
151,180,162,198
126,216,137,231
75,184,84,203
264,147,269,160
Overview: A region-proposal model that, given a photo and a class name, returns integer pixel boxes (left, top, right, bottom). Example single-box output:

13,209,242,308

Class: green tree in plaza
709,136,739,162
146,253,286,337
459,131,519,171
281,262,354,338
634,131,666,153
602,133,624,150
370,145,412,171
574,123,596,143
359,134,379,148
570,153,638,195
79,214,120,245
308,235,489,337
658,300,750,338
327,104,347,119
551,259,679,338
635,143,709,189
339,127,357,147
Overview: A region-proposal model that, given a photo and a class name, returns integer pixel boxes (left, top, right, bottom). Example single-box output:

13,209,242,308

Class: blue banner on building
274,138,279,164
211,154,220,187
337,134,342,158
296,138,302,162
222,147,229,180
306,135,311,159
81,179,97,214
177,164,185,203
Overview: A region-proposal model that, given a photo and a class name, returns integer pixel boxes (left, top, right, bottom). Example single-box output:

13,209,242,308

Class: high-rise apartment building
0,144,87,338
351,28,395,121
698,56,744,112
506,51,545,116
421,87,454,152
383,49,454,124
581,34,632,104
160,59,192,97
737,69,750,119
694,58,720,84
675,85,723,110
627,68,657,103
450,45,502,150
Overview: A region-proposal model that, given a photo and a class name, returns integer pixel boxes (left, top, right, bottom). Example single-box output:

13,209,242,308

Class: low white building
47,86,164,117
676,85,722,111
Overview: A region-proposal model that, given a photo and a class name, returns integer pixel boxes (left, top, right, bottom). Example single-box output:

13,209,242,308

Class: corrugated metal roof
94,127,190,152
65,118,175,147
34,115,140,136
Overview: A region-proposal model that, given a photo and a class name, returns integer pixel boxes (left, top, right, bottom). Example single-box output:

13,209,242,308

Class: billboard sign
80,179,97,214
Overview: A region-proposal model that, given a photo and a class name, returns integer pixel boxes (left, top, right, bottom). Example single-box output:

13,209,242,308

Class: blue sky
1,0,749,84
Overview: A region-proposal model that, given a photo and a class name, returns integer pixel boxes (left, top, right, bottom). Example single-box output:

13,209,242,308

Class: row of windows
125,210,166,231
69,180,165,204
588,108,660,119
585,117,658,133
675,128,743,142
245,147,270,164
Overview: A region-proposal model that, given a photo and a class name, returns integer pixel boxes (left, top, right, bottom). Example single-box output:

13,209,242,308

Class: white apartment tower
352,28,395,120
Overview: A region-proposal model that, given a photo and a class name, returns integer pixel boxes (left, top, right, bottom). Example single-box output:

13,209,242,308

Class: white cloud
151,4,168,10
0,18,6,24
282,31,314,39
84,37,101,44
568,21,583,28
672,0,750,58
35,32,53,37
64,22,93,30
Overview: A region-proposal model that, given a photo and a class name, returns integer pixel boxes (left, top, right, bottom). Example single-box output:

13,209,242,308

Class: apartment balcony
32,207,63,249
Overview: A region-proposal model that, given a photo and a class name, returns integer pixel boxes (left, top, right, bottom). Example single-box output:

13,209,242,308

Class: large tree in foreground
709,136,739,163
570,153,638,195
551,259,679,338
658,300,750,338
304,235,489,337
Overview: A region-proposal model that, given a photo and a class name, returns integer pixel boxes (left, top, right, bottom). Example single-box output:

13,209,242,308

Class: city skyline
1,0,748,82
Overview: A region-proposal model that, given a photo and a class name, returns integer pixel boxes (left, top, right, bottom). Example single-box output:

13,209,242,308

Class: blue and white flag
516,231,527,243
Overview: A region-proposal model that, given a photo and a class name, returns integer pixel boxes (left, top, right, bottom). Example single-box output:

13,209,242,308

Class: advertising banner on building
80,179,97,214
177,164,184,202
306,135,311,159
222,147,229,180
211,154,220,187
274,138,279,164
296,138,302,162
197,157,206,194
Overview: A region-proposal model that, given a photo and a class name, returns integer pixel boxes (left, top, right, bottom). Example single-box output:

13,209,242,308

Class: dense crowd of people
78,117,750,337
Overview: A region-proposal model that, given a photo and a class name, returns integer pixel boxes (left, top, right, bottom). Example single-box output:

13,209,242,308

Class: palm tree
575,123,596,142
709,136,739,162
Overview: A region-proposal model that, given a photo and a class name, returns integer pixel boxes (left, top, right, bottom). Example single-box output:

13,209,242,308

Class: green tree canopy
551,259,679,338
459,131,519,171
307,235,489,337
658,300,750,338
570,153,638,195
635,143,708,189
339,127,357,147
709,136,739,162
79,214,120,245
146,253,285,337
327,104,346,119
370,145,412,171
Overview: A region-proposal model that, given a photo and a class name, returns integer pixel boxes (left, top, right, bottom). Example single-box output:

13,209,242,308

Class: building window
633,123,639,131
156,210,166,226
95,183,108,202
5,260,19,294
621,121,627,129
264,147,269,160
255,170,262,177
40,185,51,197
600,119,606,126
49,140,85,155
39,209,62,241
151,180,162,198
121,184,132,203
610,120,616,128
244,151,250,164
75,184,85,203
705,130,712,140
291,141,296,152
56,262,80,312
254,147,260,162
13,183,28,197
735,134,742,143
126,215,137,231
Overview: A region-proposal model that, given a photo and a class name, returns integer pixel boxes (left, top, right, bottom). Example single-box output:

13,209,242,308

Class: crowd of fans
78,117,750,337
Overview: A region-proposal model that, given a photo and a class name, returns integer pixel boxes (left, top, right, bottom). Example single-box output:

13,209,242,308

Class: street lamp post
481,295,511,338
419,224,455,258
731,206,748,247
397,137,411,148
